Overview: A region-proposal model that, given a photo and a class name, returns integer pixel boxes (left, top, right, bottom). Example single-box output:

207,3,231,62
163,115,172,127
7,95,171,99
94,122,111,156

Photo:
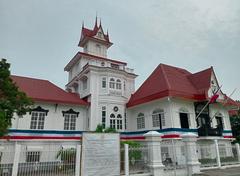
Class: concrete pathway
195,167,240,176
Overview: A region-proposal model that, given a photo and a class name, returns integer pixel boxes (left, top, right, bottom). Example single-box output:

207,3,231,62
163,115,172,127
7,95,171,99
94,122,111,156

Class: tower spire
82,21,84,29
94,14,98,30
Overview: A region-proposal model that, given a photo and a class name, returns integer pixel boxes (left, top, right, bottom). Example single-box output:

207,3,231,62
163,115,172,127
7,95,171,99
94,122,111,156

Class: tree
0,58,33,136
230,107,240,143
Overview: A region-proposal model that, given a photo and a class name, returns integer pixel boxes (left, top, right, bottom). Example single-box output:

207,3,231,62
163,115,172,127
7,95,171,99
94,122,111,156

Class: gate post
182,133,201,175
144,131,164,176
214,139,221,168
12,144,21,176
75,145,81,176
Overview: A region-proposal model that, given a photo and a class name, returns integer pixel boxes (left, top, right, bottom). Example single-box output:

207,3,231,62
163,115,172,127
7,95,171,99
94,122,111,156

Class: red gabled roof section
78,20,112,47
11,75,89,106
127,64,213,108
188,67,212,93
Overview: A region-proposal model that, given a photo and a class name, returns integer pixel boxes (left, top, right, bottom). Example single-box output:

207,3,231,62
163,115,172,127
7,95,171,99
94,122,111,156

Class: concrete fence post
214,139,221,168
182,133,201,175
143,131,164,176
235,143,240,163
12,144,21,176
124,144,129,176
75,145,81,176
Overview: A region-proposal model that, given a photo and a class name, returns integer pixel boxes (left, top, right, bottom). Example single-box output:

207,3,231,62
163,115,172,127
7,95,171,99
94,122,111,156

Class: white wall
11,102,88,131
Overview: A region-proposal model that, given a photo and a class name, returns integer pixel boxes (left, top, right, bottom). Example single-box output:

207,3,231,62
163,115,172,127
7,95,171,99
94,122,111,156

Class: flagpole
196,85,222,122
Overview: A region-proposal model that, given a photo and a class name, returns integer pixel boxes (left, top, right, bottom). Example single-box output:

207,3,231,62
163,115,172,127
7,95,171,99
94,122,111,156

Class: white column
214,139,221,168
75,145,81,176
124,144,129,176
235,143,240,162
12,144,21,176
182,133,201,175
143,131,164,176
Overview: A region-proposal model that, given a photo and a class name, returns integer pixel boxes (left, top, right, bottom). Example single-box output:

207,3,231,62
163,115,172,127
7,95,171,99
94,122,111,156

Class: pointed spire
99,18,102,28
94,15,98,30
82,20,84,29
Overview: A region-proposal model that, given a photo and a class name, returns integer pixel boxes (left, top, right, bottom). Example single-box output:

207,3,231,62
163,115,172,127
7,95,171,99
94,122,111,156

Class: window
109,78,115,89
124,112,127,130
137,113,145,129
179,108,190,129
30,112,45,129
102,77,107,88
216,113,224,129
82,78,87,90
117,114,123,130
180,113,189,129
64,114,77,130
111,63,119,69
152,109,165,129
102,106,106,129
116,79,121,90
110,114,116,129
26,151,40,163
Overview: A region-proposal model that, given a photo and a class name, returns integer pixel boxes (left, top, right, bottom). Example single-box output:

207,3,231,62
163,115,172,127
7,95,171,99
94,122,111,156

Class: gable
208,71,225,100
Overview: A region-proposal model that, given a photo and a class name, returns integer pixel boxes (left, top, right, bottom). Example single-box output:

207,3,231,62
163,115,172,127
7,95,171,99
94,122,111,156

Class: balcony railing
198,126,223,137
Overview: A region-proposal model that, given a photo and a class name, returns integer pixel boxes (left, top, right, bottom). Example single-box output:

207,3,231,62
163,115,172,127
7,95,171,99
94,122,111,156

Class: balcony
198,125,223,137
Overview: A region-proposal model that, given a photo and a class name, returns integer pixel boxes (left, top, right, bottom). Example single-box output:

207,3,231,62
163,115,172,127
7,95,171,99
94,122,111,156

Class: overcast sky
0,0,240,100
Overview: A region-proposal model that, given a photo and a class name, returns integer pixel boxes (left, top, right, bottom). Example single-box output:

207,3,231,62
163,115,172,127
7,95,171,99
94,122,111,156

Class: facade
2,19,238,146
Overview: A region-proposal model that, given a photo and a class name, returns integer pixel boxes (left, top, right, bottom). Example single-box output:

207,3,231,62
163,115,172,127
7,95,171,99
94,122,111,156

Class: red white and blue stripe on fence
1,128,233,141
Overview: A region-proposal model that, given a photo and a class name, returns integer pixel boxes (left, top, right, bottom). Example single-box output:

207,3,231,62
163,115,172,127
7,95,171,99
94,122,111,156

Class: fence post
235,143,240,162
12,144,21,176
124,144,129,176
75,145,81,176
143,131,164,176
214,139,221,168
182,133,201,175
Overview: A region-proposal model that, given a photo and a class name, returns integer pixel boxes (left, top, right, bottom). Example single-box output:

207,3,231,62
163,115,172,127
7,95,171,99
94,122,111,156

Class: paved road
195,167,240,176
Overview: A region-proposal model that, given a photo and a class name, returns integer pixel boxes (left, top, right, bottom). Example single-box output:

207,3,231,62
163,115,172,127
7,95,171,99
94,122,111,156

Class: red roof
127,64,214,108
11,75,89,106
78,20,112,47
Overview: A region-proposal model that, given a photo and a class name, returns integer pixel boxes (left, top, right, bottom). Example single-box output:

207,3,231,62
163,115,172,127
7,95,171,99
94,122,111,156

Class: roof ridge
160,64,171,90
11,75,49,82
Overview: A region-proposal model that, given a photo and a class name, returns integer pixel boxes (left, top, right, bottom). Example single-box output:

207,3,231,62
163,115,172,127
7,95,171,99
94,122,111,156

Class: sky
0,0,240,100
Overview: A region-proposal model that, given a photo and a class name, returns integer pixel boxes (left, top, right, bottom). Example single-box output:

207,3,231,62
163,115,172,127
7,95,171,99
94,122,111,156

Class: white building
2,19,238,147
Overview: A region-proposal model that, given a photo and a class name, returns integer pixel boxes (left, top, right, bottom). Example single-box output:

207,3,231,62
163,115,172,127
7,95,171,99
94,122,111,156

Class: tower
64,18,137,131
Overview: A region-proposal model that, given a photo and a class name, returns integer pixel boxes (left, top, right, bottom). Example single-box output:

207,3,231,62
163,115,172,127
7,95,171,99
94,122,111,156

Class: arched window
116,79,121,90
117,114,122,130
109,78,115,89
152,109,165,129
137,113,145,129
110,114,116,129
179,107,190,129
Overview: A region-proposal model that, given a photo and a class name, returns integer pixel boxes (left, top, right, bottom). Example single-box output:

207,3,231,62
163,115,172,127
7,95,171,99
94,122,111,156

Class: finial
94,12,98,29
82,21,84,28
99,18,102,27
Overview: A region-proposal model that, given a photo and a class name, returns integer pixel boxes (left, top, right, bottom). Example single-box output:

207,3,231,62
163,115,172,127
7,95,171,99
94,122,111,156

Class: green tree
230,107,240,143
0,59,33,136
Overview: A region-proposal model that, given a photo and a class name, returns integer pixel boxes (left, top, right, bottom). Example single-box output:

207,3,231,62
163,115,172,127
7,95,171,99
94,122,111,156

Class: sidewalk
195,167,240,176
